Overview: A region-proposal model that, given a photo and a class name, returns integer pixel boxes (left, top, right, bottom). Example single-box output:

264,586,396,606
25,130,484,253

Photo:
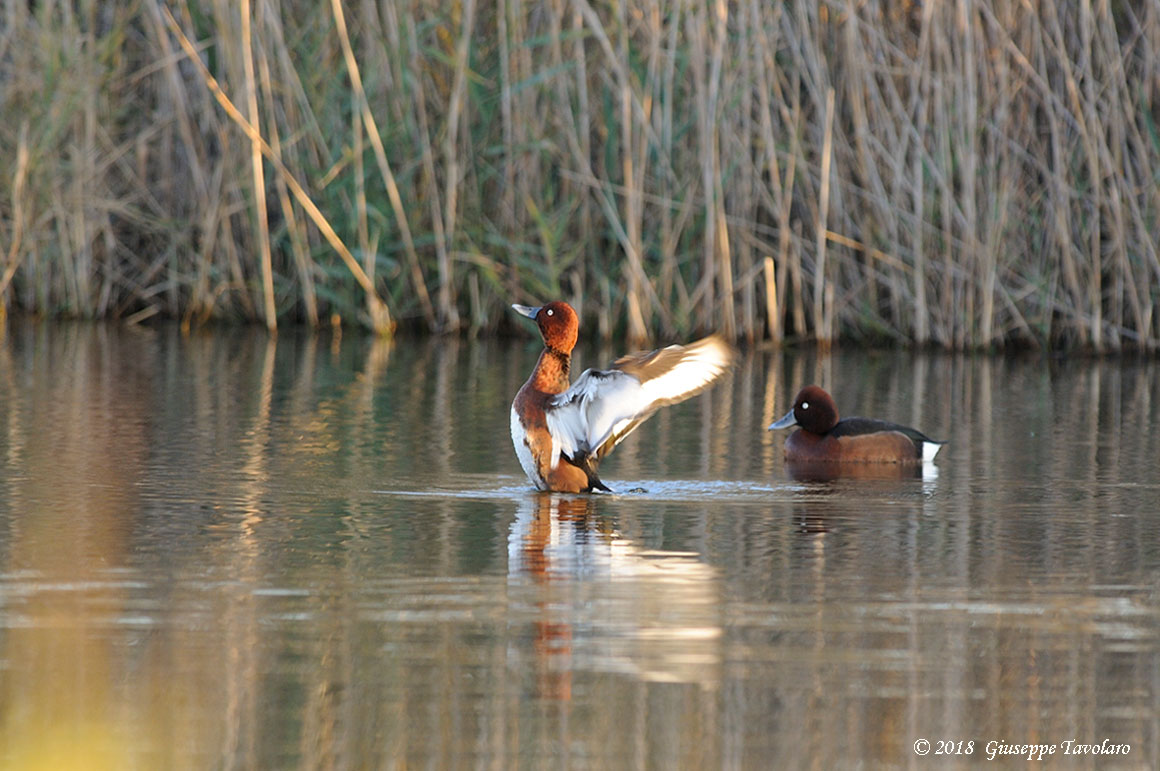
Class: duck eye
801,402,809,410
546,308,554,316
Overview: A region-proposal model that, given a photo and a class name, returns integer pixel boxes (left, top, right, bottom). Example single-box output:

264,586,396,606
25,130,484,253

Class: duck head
768,385,840,434
512,301,579,353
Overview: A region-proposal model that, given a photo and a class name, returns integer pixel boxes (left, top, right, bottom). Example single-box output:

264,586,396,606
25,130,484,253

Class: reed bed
1,0,1158,349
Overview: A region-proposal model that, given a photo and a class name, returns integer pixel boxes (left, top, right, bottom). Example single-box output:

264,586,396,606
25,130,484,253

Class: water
0,322,1157,769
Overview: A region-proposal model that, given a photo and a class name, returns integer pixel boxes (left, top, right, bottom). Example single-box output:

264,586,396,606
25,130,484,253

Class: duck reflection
508,494,618,578
785,462,939,536
507,494,596,700
507,494,721,699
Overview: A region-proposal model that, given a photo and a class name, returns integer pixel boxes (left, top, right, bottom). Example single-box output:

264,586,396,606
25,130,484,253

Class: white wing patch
632,337,733,410
546,370,648,459
544,335,733,461
549,432,562,470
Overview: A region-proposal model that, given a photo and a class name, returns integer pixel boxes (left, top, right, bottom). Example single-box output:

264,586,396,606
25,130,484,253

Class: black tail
587,474,613,493
571,451,613,493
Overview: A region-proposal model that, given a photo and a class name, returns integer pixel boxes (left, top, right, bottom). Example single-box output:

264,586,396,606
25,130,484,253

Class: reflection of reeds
2,325,1159,766
1,1,1158,349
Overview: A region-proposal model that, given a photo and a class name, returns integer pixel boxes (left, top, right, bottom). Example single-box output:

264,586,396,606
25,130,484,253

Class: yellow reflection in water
0,327,156,770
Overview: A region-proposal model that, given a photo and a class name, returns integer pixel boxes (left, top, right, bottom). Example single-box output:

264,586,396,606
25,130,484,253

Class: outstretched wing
544,335,733,465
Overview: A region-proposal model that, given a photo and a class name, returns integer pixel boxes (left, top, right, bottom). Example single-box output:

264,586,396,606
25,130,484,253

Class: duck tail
587,475,613,493
921,440,946,463
574,451,613,493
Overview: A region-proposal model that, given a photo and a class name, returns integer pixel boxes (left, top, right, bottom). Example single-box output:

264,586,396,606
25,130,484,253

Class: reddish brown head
768,384,840,435
512,301,579,353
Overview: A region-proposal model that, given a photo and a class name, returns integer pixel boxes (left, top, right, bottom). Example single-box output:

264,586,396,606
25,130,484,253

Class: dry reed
1,0,1158,350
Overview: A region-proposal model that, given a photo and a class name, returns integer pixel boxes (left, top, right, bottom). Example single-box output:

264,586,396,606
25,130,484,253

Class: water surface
0,322,1157,768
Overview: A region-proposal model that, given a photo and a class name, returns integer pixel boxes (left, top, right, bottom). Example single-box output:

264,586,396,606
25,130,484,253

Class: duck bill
511,304,541,319
768,408,798,431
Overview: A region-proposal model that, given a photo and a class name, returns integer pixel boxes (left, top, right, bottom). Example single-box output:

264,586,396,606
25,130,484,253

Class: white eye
546,308,554,316
801,402,809,410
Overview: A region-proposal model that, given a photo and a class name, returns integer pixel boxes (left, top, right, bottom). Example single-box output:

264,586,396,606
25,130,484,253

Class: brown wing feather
593,334,734,459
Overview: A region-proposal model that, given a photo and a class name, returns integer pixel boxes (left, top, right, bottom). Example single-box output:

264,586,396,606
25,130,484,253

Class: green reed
1,0,1158,349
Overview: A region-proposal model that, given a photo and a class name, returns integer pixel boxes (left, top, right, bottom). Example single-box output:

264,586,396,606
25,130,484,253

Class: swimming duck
768,385,945,463
511,301,734,492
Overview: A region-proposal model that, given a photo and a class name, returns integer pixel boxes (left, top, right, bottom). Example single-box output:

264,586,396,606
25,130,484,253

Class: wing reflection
507,494,721,699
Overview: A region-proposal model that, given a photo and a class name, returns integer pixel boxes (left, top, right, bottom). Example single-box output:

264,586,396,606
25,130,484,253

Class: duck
510,301,734,492
768,385,945,464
